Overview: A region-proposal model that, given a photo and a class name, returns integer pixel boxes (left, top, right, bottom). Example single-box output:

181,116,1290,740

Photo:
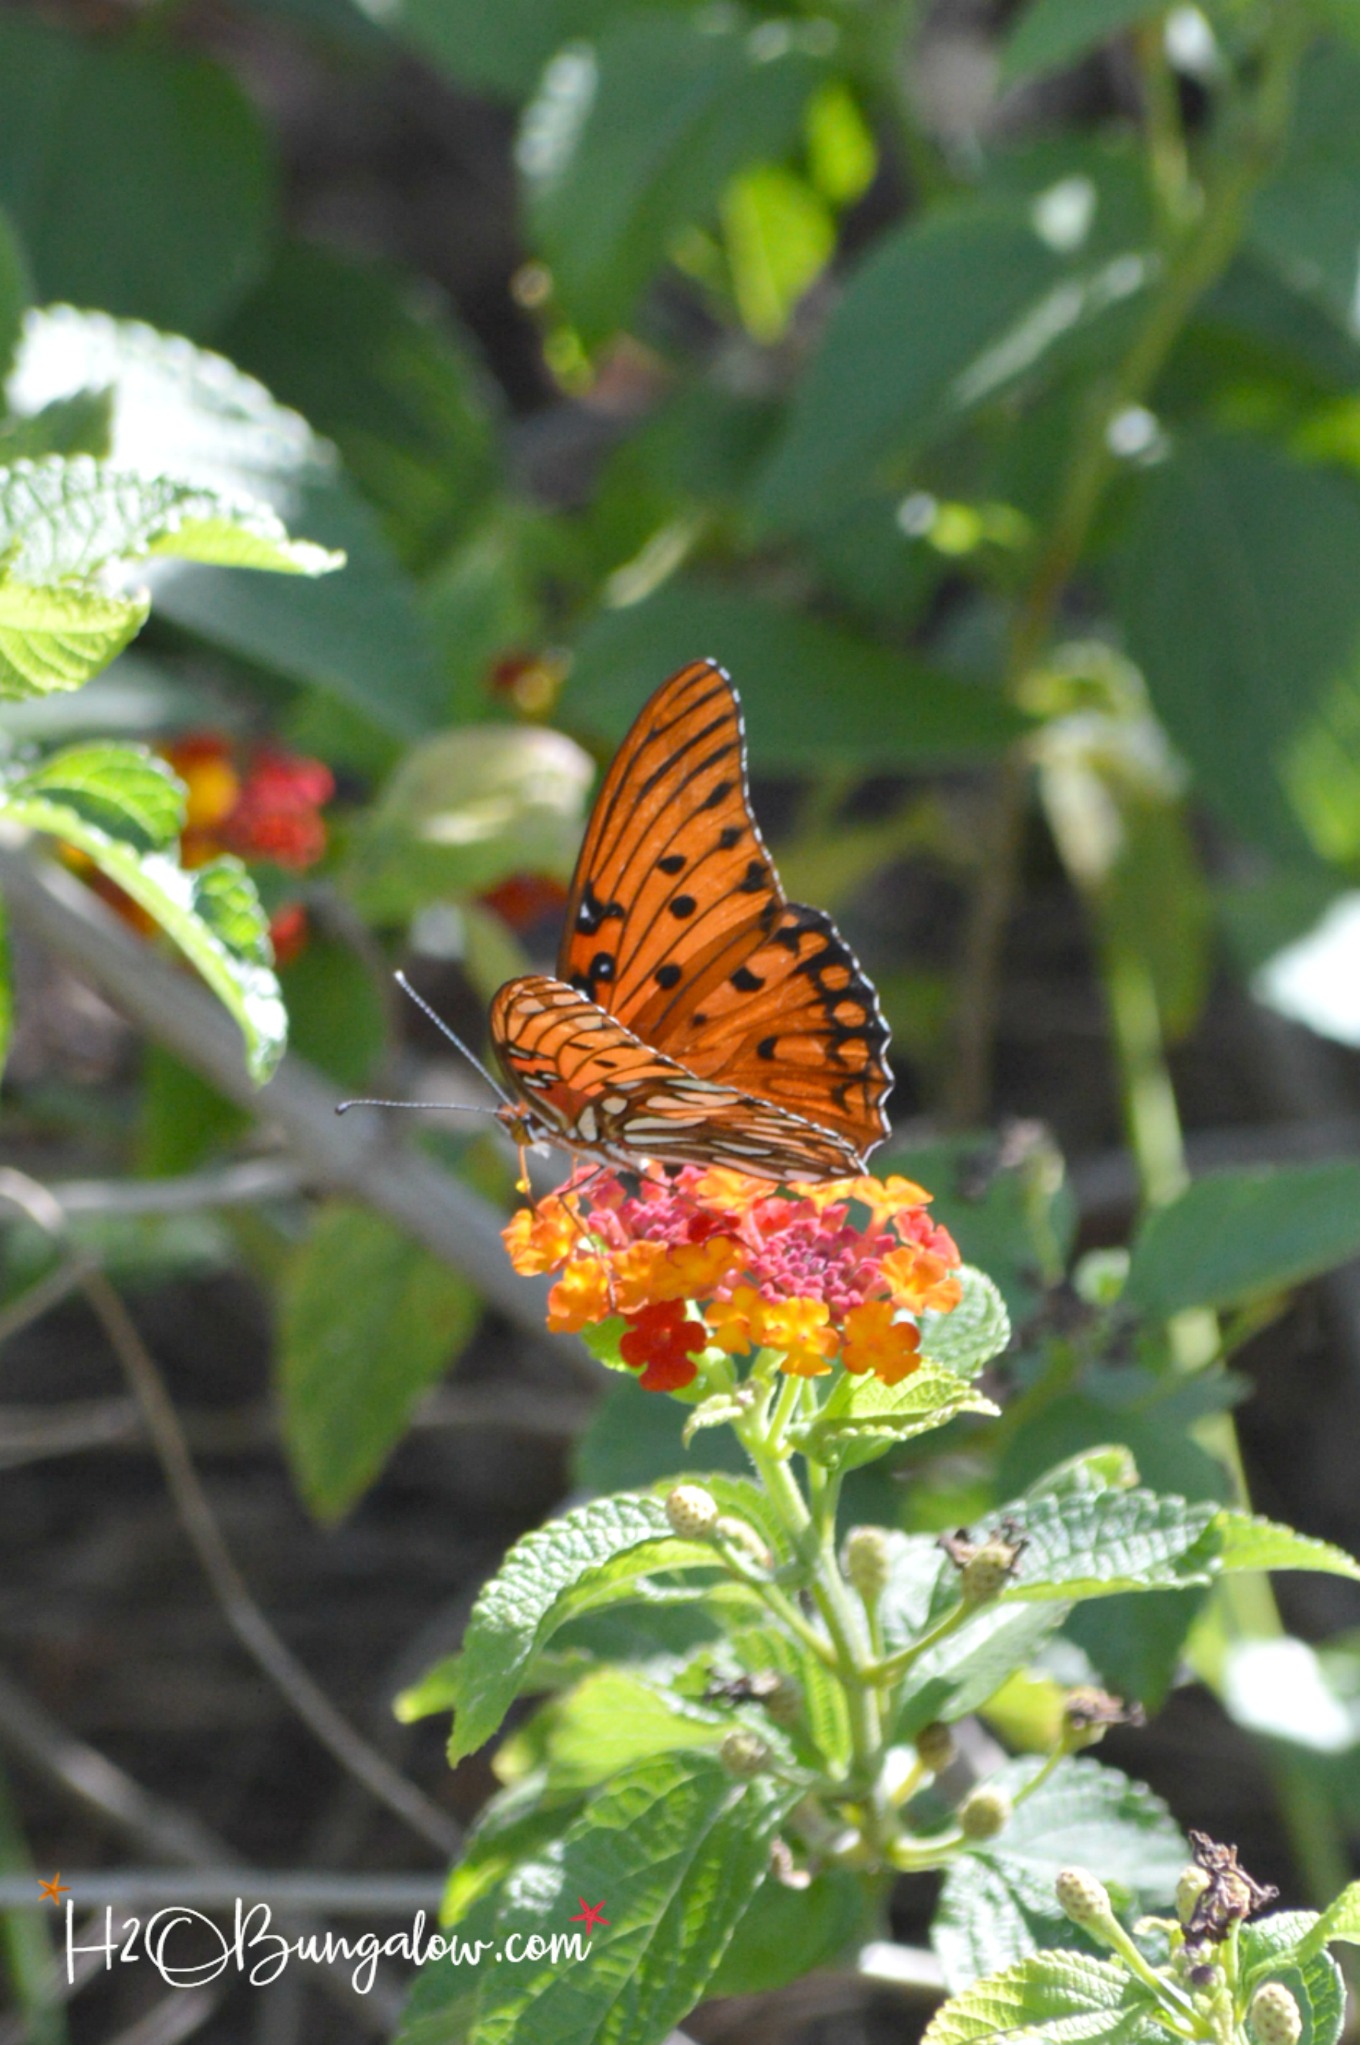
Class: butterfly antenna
391,969,514,1106
335,1097,501,1117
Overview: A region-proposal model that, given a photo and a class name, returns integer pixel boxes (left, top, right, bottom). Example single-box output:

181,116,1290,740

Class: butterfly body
489,661,893,1184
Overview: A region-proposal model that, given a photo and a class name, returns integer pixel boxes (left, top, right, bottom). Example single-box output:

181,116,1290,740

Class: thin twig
0,841,592,1377
0,1873,445,1912
0,1259,84,1351
0,1668,402,2030
0,1170,460,1862
51,1160,303,1217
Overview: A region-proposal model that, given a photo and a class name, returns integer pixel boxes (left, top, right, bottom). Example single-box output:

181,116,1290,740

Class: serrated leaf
4,743,183,851
923,1948,1161,2045
1213,1512,1360,1582
496,1668,726,1798
897,1601,1068,1739
920,1267,1012,1376
445,1495,724,1763
466,1752,798,2045
1124,1162,1360,1317
1,774,283,1080
800,1364,998,1472
279,1202,480,1522
7,309,444,734
1028,1446,1141,1498
1298,1885,1360,1957
933,1755,1186,1988
1242,1914,1346,2045
0,458,341,582
0,577,148,700
995,1489,1221,1602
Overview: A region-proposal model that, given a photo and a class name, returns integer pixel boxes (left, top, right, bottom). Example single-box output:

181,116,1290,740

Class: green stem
867,1595,972,1686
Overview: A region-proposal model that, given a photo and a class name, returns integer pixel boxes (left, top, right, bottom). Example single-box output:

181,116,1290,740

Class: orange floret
841,1299,922,1385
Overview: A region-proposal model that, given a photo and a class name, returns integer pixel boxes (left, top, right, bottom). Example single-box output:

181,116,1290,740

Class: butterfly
482,660,893,1184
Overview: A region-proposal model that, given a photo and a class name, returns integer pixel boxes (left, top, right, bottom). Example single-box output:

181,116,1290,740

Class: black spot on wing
575,880,624,936
730,966,764,991
718,825,743,850
654,963,682,990
757,1035,777,1060
657,853,686,875
736,860,768,895
700,778,735,810
670,895,697,919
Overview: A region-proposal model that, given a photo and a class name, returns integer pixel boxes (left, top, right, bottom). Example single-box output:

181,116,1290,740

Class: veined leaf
1298,1885,1360,1958
0,577,147,701
279,1202,480,1522
920,1267,1012,1376
991,1489,1220,1602
923,1946,1163,2045
0,768,284,1080
443,1495,724,1763
0,457,341,582
3,744,183,850
7,308,444,733
467,1752,798,2045
1241,1914,1346,2045
933,1755,1186,1988
1213,1512,1360,1583
798,1365,998,1471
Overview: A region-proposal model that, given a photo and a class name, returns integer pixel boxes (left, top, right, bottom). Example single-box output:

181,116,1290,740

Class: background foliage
3,0,1360,2038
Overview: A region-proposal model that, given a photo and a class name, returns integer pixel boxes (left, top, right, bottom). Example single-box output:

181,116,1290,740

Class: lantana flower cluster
504,1166,963,1393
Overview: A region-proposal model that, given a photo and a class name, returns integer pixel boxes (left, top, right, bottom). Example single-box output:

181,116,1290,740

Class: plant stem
948,0,1307,1121
867,1596,972,1687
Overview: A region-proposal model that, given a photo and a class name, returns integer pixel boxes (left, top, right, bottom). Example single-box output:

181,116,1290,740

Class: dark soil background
3,5,1360,2042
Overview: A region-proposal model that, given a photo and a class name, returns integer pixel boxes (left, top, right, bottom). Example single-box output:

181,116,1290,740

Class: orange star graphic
38,1873,69,1905
569,1896,609,1934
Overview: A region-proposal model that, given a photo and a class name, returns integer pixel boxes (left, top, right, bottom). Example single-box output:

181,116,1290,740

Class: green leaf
445,1495,724,1763
1124,1161,1360,1317
466,1752,798,2045
707,1864,868,1997
0,388,113,466
721,163,835,344
390,0,637,99
994,1489,1220,1602
496,1668,726,1797
799,1365,999,1472
1298,1884,1360,1957
0,205,28,385
923,1948,1161,2045
1248,48,1360,332
1,768,284,1081
1120,434,1360,859
0,578,148,701
573,1376,747,1495
921,1267,1012,1376
523,12,825,342
344,724,593,919
218,238,499,573
754,201,1145,528
0,458,341,583
1001,0,1161,86
3,744,183,852
569,581,1026,771
1242,1914,1347,2045
1213,1512,1360,1583
0,13,272,337
279,1202,480,1522
8,309,445,735
934,1755,1186,1987
896,1602,1069,1738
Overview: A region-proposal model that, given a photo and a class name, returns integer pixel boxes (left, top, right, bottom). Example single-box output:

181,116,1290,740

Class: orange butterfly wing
552,660,892,1157
487,975,867,1181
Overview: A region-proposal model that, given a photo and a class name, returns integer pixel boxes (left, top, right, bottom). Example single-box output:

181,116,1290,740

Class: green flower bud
1176,1863,1211,1925
960,1540,1023,1604
959,1786,1012,1841
914,1721,957,1775
1055,1867,1114,1931
720,1728,772,1779
1249,1985,1303,2045
762,1674,804,1727
665,1484,719,1539
844,1525,893,1603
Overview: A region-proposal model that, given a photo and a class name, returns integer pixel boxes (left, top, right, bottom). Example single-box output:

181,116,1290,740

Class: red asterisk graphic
569,1897,609,1934
38,1873,69,1905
